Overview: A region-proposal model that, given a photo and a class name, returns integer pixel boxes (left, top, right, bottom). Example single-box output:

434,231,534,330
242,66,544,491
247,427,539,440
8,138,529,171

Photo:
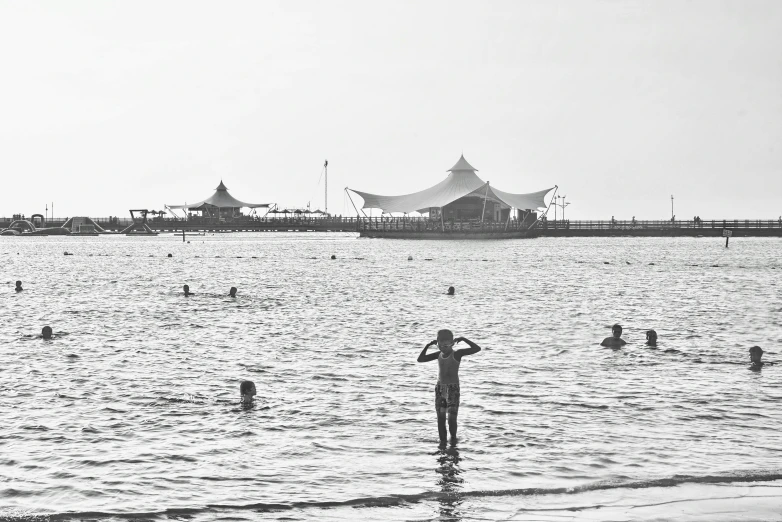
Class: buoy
408,255,413,261
331,255,336,260
167,253,172,257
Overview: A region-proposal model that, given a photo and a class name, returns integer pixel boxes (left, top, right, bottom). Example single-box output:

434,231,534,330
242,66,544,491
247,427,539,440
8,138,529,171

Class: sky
1,0,780,220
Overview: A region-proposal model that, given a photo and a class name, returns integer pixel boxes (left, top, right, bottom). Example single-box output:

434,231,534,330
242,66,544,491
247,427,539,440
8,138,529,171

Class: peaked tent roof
448,155,478,172
166,181,271,210
348,155,554,214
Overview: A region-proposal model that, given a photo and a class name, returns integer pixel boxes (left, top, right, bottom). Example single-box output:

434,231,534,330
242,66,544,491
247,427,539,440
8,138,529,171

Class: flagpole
324,159,328,215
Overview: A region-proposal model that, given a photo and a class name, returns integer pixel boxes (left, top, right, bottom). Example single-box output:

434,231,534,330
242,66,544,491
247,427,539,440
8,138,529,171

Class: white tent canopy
348,155,554,214
166,181,271,210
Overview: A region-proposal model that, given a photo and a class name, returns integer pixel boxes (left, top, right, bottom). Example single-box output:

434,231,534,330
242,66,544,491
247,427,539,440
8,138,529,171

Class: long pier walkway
2,217,781,237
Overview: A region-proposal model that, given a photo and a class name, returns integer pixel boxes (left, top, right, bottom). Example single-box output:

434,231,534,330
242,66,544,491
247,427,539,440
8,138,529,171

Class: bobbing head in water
15,281,23,292
749,346,764,366
646,330,658,346
612,324,623,338
447,286,455,296
183,284,192,296
240,380,256,403
437,329,455,356
229,287,237,298
41,326,53,340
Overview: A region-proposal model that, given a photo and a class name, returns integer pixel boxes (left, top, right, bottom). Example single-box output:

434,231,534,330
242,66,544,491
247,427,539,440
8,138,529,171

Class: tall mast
324,159,328,215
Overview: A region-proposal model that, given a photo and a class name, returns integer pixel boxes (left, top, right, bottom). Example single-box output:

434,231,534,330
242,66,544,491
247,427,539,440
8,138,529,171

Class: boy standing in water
417,329,482,444
601,324,627,347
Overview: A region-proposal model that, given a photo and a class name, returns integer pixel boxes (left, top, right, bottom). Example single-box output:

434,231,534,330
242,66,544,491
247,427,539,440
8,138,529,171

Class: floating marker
408,255,413,261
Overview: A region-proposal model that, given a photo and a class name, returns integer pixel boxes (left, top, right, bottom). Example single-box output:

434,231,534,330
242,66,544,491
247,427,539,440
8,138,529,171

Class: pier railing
2,216,781,232
356,217,536,232
539,219,782,230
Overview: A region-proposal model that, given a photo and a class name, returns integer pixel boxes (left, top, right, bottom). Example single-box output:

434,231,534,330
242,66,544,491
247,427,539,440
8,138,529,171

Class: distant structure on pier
165,181,272,221
348,155,554,222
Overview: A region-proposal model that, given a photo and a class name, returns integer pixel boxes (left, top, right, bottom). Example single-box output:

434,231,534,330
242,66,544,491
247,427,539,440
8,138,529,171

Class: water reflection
434,444,463,521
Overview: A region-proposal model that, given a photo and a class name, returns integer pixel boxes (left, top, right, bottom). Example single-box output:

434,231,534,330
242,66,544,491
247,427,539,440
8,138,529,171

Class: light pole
671,195,674,221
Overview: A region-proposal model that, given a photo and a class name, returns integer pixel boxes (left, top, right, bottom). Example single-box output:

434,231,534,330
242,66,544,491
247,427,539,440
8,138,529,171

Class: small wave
33,471,782,521
550,401,610,410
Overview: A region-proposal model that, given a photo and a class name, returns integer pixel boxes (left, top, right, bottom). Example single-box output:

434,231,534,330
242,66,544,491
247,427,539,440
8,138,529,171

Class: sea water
1,234,780,521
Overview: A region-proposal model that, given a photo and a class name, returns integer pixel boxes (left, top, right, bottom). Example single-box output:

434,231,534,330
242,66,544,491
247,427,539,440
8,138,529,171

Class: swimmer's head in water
646,330,657,345
240,380,256,402
447,286,455,295
183,284,190,294
437,329,455,355
229,287,237,297
15,280,22,291
41,326,52,339
749,346,763,363
612,324,623,337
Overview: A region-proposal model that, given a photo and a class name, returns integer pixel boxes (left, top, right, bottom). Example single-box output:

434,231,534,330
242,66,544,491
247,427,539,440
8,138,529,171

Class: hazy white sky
1,0,780,219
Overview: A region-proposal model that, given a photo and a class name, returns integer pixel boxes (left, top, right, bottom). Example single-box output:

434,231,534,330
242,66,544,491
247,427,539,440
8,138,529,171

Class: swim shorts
435,383,460,415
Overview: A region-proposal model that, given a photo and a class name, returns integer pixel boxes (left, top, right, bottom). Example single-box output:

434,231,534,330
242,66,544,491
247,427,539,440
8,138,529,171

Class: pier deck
1,217,780,237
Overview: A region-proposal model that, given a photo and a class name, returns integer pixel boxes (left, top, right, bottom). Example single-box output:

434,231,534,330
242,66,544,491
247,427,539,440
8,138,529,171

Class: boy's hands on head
454,336,465,343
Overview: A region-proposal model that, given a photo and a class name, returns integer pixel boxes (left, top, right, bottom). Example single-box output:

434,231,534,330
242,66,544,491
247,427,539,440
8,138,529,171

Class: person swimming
15,280,23,292
447,286,455,296
601,324,627,347
229,287,237,298
41,326,52,340
183,284,194,297
749,346,765,370
646,329,657,346
240,380,256,404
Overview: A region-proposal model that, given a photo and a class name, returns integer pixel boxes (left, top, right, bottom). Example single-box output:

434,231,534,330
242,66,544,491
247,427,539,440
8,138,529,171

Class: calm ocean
1,234,781,521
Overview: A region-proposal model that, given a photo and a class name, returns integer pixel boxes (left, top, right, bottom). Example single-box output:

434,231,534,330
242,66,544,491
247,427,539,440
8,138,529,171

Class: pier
1,216,780,237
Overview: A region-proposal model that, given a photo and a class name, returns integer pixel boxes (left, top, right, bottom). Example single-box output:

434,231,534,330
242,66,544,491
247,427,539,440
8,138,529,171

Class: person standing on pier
417,330,482,444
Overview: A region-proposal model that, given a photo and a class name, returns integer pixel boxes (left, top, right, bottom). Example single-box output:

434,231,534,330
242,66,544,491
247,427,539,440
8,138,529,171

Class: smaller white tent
166,181,271,211
348,155,553,214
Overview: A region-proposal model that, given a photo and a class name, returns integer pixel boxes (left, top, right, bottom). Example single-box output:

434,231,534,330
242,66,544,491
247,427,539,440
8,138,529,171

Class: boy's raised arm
417,340,440,363
455,337,482,358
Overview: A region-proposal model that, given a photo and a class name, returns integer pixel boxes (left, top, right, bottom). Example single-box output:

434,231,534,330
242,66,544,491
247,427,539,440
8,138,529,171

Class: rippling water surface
1,234,781,521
